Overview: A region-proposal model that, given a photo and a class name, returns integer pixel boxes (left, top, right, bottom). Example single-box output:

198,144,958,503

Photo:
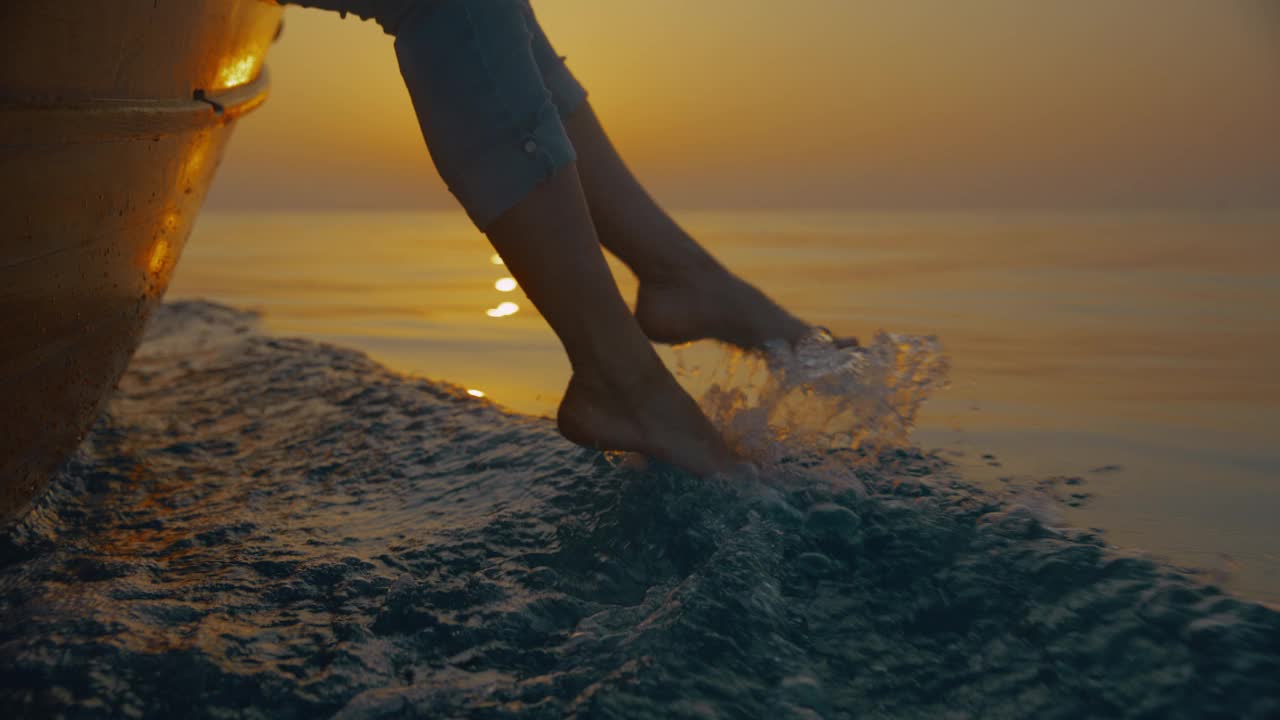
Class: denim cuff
393,0,580,230
287,0,585,230
444,98,577,230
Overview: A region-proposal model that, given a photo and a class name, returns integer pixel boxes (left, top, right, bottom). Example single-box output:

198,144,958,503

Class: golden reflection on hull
0,0,283,526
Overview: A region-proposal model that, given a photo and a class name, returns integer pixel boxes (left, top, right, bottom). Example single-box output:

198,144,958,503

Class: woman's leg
486,163,736,476
564,103,817,350
520,6,855,350
284,0,736,474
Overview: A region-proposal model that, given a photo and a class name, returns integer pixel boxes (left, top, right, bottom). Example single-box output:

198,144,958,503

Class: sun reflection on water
485,302,520,318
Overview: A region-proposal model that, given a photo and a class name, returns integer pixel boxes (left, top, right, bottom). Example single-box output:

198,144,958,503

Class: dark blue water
2,302,1277,718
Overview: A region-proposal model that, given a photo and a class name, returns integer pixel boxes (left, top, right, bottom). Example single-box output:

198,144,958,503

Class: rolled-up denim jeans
279,0,588,229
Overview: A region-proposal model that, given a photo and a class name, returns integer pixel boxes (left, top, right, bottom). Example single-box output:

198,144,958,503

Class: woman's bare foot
562,103,855,353
557,364,738,477
635,257,856,351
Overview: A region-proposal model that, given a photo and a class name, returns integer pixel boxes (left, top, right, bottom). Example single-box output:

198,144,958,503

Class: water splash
675,329,950,464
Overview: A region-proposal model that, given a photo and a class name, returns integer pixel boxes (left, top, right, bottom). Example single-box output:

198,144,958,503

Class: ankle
577,356,673,403
599,216,718,287
653,255,723,292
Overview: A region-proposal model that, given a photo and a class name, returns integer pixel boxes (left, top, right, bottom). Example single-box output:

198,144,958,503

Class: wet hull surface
0,0,283,524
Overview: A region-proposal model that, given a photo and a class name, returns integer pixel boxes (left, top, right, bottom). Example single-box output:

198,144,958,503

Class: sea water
2,210,1278,717
168,209,1280,600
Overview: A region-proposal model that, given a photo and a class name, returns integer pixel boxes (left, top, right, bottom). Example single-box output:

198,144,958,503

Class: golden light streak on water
485,302,520,318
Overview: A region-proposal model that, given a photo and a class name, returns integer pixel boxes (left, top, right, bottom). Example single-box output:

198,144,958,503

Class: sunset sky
206,0,1280,211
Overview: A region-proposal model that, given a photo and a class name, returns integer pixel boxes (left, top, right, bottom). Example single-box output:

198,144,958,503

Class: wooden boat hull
0,1,283,525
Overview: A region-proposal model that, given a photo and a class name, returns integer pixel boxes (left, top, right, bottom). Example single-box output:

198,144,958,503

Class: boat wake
1,301,1276,718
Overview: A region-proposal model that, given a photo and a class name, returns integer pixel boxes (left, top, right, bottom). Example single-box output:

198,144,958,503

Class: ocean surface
169,209,1280,602
2,209,1278,717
